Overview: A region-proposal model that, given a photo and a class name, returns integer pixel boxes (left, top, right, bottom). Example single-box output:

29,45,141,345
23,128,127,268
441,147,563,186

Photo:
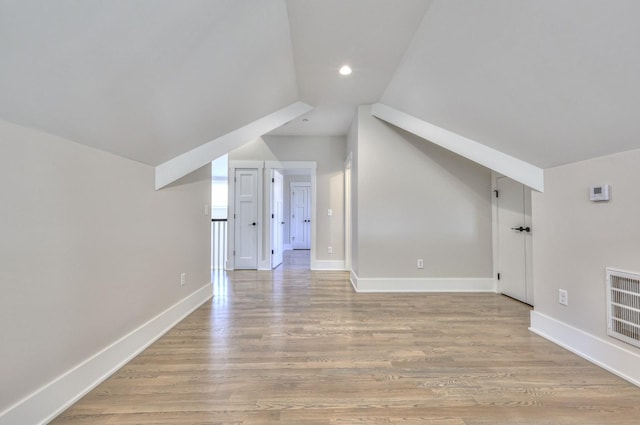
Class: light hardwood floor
278,249,311,270
52,262,640,424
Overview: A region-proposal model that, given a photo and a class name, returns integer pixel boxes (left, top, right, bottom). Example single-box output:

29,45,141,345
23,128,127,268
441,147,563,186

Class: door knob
511,226,531,232
251,222,257,226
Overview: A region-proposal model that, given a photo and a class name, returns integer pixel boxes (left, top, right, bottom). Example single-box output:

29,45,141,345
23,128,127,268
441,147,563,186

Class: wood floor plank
51,252,640,424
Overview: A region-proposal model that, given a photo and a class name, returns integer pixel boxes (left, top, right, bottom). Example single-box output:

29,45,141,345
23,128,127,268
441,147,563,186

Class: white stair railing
211,219,227,270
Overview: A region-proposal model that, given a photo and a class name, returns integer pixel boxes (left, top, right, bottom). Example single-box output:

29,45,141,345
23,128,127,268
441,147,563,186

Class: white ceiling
2,0,640,169
269,0,431,136
0,0,298,165
382,0,640,168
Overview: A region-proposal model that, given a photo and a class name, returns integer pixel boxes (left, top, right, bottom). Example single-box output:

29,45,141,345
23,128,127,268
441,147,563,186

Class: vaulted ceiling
1,0,639,169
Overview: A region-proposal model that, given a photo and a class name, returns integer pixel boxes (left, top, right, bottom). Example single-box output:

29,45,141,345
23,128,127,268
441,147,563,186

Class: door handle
511,226,531,232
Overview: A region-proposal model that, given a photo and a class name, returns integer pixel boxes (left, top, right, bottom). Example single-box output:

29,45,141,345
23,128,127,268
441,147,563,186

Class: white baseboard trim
0,283,213,425
350,271,495,293
530,311,640,387
310,259,346,271
350,270,358,292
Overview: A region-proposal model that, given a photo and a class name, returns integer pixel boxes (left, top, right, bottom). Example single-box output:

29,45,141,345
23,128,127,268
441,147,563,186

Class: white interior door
271,170,284,268
234,169,258,269
496,176,533,304
291,183,310,249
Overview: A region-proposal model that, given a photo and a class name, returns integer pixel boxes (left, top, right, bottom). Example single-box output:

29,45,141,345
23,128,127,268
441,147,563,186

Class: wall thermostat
589,184,611,202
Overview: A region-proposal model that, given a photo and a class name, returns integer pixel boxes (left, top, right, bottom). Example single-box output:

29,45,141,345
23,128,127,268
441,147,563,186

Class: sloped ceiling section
372,103,543,191
270,0,432,136
0,0,299,166
156,101,312,189
382,0,640,169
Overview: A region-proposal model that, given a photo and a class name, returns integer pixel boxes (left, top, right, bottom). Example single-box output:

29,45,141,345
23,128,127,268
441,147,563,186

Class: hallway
278,249,310,270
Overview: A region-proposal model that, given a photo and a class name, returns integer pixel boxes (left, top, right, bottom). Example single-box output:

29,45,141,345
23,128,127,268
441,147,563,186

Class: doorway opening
228,160,316,271
211,154,228,271
271,168,313,271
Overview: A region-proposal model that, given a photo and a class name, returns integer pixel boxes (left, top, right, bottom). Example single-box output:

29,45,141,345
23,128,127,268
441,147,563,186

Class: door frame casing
227,160,263,270
344,153,352,272
271,169,284,269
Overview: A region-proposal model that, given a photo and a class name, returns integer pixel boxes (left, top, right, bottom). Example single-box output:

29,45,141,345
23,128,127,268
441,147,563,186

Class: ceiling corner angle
155,102,313,190
371,103,544,192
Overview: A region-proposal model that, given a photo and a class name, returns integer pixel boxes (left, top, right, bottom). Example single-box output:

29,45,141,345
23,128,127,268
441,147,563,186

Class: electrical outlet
180,273,186,286
327,246,333,254
417,259,424,269
559,289,568,306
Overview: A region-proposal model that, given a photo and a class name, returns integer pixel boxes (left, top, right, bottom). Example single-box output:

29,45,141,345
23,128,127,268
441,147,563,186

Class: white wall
353,106,493,286
0,120,211,415
532,148,640,354
229,135,346,262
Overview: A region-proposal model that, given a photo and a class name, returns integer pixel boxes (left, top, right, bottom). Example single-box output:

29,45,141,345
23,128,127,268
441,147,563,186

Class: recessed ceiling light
339,65,352,76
